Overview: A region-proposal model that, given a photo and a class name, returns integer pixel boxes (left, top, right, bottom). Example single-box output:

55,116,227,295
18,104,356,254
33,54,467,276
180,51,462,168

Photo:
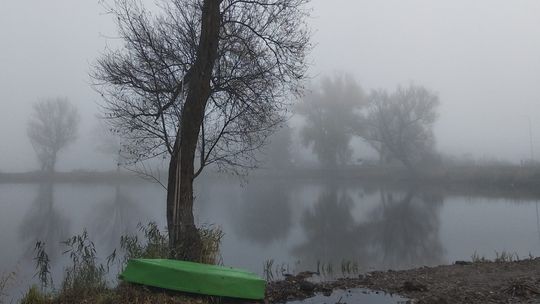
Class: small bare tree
359,85,439,173
27,98,80,172
93,0,310,259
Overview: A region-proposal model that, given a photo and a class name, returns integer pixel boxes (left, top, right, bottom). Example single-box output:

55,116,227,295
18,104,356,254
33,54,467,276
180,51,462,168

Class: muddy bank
20,259,540,303
266,258,540,304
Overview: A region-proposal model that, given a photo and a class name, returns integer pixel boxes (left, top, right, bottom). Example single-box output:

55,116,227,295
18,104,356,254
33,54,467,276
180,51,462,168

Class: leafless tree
359,85,439,173
296,74,365,168
92,0,310,259
27,98,80,172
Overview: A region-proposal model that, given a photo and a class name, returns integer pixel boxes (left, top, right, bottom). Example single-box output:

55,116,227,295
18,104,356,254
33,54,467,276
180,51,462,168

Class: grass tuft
57,229,112,301
120,222,170,265
471,250,527,263
471,251,489,263
263,259,275,281
120,222,224,266
20,285,49,304
494,251,519,263
198,224,224,265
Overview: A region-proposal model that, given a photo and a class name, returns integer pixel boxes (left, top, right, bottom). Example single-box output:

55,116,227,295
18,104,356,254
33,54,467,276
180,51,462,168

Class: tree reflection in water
293,189,363,266
365,190,445,270
294,187,444,273
19,183,70,259
93,185,141,250
233,181,293,245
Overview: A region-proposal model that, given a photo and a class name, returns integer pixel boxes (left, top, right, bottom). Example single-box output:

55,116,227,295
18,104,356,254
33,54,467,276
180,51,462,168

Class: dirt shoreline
266,258,540,304
14,259,540,303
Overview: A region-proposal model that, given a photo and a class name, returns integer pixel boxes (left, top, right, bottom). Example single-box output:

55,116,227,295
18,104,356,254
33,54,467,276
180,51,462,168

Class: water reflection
3,178,540,292
19,183,70,259
365,190,444,270
233,181,293,245
293,187,444,272
93,185,141,249
293,189,364,265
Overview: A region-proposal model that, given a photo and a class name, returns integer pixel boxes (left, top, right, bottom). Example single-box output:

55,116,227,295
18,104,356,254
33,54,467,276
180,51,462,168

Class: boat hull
119,259,266,300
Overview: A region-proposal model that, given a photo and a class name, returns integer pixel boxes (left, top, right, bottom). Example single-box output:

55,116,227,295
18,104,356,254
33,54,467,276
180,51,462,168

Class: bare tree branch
92,0,310,177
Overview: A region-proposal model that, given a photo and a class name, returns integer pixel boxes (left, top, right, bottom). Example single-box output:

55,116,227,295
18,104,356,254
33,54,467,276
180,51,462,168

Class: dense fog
1,0,540,172
3,2,540,302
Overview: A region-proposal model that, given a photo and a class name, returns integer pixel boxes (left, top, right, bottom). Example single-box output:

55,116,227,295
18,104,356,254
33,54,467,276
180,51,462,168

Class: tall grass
120,222,224,265
22,222,225,303
20,285,49,304
119,222,170,265
59,229,115,298
198,224,224,265
471,250,529,263
263,259,275,281
34,241,52,290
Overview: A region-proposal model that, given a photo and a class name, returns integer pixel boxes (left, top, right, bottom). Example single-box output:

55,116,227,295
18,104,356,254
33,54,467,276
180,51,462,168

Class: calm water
1,177,540,299
287,288,408,304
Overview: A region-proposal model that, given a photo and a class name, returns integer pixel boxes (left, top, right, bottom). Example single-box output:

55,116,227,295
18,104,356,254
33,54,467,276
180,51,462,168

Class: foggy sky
1,0,540,172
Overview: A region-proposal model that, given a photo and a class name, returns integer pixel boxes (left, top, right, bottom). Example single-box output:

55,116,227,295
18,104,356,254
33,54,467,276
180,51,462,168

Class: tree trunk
166,0,221,261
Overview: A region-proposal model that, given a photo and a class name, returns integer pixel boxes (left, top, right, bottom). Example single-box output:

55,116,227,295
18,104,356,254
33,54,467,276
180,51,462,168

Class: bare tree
27,98,80,172
296,74,365,168
93,0,310,259
359,85,439,173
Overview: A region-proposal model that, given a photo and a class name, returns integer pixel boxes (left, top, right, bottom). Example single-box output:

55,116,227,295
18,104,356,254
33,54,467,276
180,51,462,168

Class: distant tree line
23,75,439,178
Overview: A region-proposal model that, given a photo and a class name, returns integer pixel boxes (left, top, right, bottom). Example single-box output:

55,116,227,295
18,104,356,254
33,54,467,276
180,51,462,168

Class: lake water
1,177,540,299
287,288,409,304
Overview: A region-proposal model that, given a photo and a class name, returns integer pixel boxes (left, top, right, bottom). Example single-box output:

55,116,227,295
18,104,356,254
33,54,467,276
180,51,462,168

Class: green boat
119,259,266,300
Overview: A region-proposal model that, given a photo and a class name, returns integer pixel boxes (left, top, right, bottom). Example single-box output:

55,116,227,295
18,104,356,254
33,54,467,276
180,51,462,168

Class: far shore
0,170,141,184
2,165,540,198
